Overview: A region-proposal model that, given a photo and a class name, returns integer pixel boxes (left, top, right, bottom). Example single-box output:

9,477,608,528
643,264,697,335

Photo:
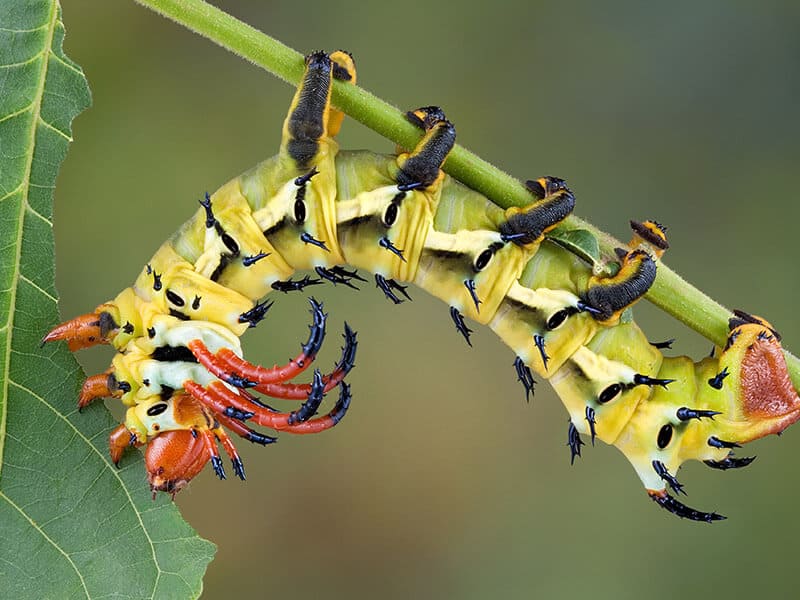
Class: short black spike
379,236,406,262
514,356,536,403
271,275,323,293
708,367,730,390
704,455,756,470
449,306,473,347
300,231,330,252
533,334,549,371
708,436,741,449
375,274,411,304
652,460,685,495
464,279,481,313
633,374,674,388
676,407,721,421
585,406,597,446
650,338,675,350
199,192,216,228
238,299,274,328
242,251,270,267
567,422,584,465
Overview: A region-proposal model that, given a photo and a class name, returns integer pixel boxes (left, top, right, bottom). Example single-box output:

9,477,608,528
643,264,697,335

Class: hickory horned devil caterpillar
45,50,800,520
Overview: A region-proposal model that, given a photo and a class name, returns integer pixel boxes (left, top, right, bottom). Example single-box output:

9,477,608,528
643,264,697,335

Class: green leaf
0,2,215,597
546,227,601,267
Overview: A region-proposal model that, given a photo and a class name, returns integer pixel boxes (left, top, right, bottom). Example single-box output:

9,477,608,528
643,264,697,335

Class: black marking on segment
464,279,481,313
567,422,584,465
676,407,721,421
499,180,575,245
165,289,184,307
300,232,330,252
122,321,134,335
652,460,685,495
262,217,287,239
247,431,278,445
231,457,246,481
339,214,374,228
211,455,226,480
598,384,621,405
649,491,726,523
379,236,406,262
116,380,132,394
192,296,201,310
657,424,673,449
650,338,675,350
708,367,729,390
382,202,399,227
533,334,549,371
581,250,657,321
146,263,152,275
221,233,240,256
224,407,255,421
238,299,274,328
708,436,741,450
301,297,327,359
242,251,270,267
199,193,216,228
98,311,119,337
151,345,198,363
585,406,597,445
152,271,162,291
209,254,232,282
704,455,756,470
147,402,169,417
546,308,574,330
168,309,190,321
287,52,331,168
147,327,156,339
514,356,536,403
449,306,473,347
633,374,674,388
330,382,352,425
288,370,325,425
375,274,411,304
272,275,323,293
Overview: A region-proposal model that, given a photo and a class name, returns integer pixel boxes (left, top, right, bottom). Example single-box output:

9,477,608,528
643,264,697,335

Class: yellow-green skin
89,52,798,504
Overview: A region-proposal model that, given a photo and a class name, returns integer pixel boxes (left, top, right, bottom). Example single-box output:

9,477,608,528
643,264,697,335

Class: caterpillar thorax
45,50,800,519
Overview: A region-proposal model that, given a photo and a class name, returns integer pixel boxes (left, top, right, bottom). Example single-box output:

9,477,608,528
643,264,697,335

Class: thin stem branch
134,0,800,389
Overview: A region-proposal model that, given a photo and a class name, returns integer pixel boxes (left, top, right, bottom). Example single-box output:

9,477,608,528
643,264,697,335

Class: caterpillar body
45,51,800,519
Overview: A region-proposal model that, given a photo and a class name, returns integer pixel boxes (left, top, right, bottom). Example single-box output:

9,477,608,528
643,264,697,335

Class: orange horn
42,311,117,352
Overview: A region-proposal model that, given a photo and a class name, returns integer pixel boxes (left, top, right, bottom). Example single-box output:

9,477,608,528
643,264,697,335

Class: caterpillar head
614,314,799,521
145,429,209,497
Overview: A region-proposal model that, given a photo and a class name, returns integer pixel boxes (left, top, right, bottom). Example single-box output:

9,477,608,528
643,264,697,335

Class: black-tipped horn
648,490,726,523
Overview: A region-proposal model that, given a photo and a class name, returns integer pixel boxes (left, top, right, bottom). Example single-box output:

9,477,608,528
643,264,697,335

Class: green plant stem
134,0,800,390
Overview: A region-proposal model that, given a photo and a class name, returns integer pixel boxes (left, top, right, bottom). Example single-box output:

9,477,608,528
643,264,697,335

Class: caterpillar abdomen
44,50,800,519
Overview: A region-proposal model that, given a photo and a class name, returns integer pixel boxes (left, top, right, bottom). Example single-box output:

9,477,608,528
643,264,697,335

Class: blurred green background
56,1,799,598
